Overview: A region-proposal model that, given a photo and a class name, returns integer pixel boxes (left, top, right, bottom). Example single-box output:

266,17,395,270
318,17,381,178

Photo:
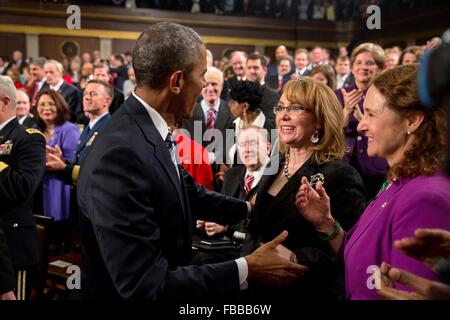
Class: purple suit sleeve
389,187,450,291
60,123,80,162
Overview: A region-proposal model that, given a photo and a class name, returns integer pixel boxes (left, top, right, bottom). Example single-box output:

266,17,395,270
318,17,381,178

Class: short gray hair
31,57,47,69
0,76,17,107
45,59,64,75
132,22,204,88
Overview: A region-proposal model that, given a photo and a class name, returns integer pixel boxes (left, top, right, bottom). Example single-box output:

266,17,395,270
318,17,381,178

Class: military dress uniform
0,118,46,300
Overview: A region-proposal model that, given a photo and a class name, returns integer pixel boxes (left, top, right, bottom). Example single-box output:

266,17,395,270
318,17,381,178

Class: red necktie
206,107,215,130
244,173,254,195
277,78,284,92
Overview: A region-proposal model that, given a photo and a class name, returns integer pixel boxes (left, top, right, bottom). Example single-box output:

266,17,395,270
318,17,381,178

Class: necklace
283,152,290,179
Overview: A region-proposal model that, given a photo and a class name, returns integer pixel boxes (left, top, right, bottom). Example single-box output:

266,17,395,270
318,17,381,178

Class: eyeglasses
273,104,309,115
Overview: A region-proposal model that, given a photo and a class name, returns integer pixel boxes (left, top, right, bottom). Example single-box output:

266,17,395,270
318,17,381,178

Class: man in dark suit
16,90,35,128
222,51,247,100
245,53,279,128
44,59,81,123
266,57,294,94
29,57,48,109
0,227,16,300
92,63,125,116
77,22,306,301
183,66,235,178
0,76,46,300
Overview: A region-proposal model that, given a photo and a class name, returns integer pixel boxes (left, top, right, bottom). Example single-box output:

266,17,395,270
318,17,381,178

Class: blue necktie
165,129,179,178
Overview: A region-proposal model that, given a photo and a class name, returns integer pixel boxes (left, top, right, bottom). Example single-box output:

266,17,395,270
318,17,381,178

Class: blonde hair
281,78,345,164
350,43,385,70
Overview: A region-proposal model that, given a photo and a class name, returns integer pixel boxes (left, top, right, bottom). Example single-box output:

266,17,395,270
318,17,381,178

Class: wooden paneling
38,35,99,59
112,39,136,55
0,33,26,59
206,44,255,60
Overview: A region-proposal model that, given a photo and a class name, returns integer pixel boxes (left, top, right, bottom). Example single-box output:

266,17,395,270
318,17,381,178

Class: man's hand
378,262,450,300
0,290,16,300
245,231,308,287
204,222,227,237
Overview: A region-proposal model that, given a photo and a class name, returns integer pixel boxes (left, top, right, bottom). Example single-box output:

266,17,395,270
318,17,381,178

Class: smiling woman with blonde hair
242,77,366,300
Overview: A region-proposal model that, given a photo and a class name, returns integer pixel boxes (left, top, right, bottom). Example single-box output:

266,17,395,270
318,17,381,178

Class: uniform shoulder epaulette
25,128,45,138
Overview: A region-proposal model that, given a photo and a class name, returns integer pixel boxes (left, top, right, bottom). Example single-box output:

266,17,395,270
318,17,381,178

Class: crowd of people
0,21,449,302
32,0,446,21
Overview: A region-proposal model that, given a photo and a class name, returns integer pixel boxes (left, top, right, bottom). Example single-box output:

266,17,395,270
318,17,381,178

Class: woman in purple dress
35,90,80,251
296,64,450,300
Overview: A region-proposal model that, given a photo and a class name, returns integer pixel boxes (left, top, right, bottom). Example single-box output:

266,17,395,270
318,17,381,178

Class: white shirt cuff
235,257,248,290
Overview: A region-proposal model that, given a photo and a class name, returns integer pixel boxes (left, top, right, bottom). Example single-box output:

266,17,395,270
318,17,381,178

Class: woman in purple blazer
35,90,80,250
335,43,389,199
296,64,450,300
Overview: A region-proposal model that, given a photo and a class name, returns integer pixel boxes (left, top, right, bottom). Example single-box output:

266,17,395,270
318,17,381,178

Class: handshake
243,230,308,287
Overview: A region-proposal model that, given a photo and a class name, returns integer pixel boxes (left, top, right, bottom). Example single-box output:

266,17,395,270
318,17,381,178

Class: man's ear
169,70,184,95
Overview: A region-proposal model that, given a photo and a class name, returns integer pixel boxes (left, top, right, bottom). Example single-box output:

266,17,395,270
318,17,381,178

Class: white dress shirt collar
50,79,65,91
132,92,169,142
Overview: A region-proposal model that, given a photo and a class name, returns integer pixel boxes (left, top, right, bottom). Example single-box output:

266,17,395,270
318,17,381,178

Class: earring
311,130,319,144
243,109,246,117
407,131,411,135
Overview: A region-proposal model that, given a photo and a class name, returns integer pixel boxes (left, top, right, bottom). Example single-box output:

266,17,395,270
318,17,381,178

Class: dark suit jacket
77,95,248,300
260,84,279,129
109,87,125,115
0,119,45,268
243,155,367,300
182,100,235,165
30,81,49,108
20,115,36,129
62,113,111,185
56,82,81,123
0,226,15,294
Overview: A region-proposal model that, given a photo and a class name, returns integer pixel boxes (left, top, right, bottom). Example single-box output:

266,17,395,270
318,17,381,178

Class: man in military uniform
0,227,16,300
0,76,46,300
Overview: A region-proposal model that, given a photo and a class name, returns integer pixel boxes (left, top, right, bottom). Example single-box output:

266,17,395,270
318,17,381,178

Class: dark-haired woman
34,90,79,241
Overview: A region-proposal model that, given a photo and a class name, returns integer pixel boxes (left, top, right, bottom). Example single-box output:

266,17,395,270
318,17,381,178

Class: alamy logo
366,5,381,30
66,5,81,30
66,265,81,290
366,265,381,290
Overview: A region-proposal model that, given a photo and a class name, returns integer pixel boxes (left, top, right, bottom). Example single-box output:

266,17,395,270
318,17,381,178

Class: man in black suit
222,51,247,100
16,90,35,128
77,22,306,301
92,63,124,115
245,53,279,128
0,76,46,300
29,57,48,109
266,57,294,94
44,59,81,123
183,66,235,178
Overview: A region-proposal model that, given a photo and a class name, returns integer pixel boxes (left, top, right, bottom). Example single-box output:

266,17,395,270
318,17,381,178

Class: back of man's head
132,22,204,89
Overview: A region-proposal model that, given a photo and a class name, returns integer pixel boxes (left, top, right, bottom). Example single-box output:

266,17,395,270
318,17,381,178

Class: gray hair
31,57,47,69
0,76,17,107
206,66,223,84
45,59,64,75
132,22,204,88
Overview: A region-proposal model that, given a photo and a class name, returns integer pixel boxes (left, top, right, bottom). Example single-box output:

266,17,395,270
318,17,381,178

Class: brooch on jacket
309,173,325,187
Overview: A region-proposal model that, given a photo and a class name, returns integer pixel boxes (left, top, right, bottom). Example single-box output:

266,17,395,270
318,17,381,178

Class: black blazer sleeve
0,227,15,294
181,166,248,226
83,145,240,301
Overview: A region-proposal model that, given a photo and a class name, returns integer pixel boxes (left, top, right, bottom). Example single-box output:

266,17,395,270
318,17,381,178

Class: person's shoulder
319,158,362,183
401,173,450,199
